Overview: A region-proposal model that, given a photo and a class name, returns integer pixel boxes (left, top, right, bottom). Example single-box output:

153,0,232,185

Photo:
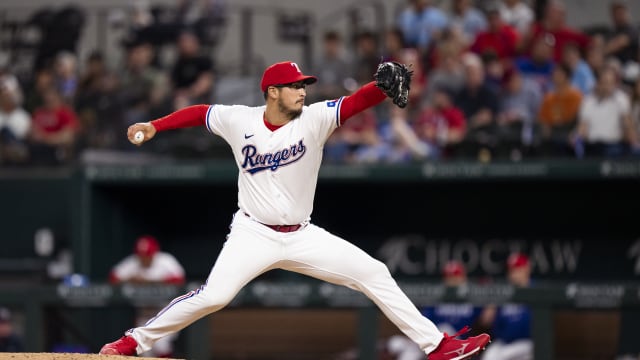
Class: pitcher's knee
201,290,236,312
368,260,393,280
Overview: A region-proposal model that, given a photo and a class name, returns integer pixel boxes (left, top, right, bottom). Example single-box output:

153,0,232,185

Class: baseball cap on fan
442,260,466,277
135,235,160,257
260,61,318,92
507,252,530,270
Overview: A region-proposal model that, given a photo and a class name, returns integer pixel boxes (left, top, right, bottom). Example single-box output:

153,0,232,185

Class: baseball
133,131,145,144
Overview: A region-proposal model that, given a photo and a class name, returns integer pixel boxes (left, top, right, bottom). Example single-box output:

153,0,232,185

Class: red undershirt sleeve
151,104,209,131
338,81,387,125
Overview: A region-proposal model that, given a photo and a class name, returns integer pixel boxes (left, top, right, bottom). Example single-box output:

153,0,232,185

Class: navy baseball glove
374,61,413,108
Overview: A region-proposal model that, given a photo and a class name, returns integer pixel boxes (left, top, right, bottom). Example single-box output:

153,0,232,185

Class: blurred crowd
319,0,640,163
0,0,224,166
1,0,640,166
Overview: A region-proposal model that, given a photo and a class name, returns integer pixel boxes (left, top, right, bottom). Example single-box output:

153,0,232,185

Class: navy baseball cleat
427,326,491,360
99,335,138,356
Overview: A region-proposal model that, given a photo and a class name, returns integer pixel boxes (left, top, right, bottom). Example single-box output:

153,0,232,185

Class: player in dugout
109,235,186,358
99,60,491,360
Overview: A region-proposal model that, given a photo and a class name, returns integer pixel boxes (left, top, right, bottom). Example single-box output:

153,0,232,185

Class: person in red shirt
521,0,591,62
414,87,467,158
29,87,79,164
470,5,519,63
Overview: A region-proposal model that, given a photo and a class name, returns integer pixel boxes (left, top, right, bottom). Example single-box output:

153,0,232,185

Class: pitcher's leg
282,225,443,354
129,218,281,354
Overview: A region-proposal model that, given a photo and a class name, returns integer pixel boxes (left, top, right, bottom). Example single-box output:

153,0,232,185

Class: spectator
573,67,636,157
109,235,186,358
0,307,24,352
0,73,31,164
453,53,500,158
357,107,417,164
515,36,555,94
310,31,352,103
423,34,467,102
352,31,381,86
604,0,639,67
324,109,381,164
119,37,170,127
170,30,215,110
449,0,488,45
521,0,591,62
383,28,425,108
480,253,533,360
24,68,55,113
383,28,409,64
424,25,468,75
29,87,80,165
496,67,542,158
539,63,582,156
585,34,607,74
562,42,596,95
396,0,449,50
53,51,79,104
75,51,123,150
499,0,534,35
470,4,519,63
78,51,107,97
412,87,467,159
421,261,482,336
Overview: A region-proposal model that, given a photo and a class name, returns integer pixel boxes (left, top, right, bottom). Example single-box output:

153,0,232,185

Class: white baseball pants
127,210,443,354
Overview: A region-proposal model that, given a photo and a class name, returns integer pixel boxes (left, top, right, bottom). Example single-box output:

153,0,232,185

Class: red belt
243,212,303,233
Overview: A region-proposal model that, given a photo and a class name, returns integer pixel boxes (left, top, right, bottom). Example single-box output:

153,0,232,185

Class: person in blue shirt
514,37,556,94
480,253,533,360
421,261,483,338
450,0,488,45
384,260,484,360
396,0,449,50
562,42,596,95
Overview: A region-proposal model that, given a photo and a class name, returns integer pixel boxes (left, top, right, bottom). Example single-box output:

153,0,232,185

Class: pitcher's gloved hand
374,62,414,108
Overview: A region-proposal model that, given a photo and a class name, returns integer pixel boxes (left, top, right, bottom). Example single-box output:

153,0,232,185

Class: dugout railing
0,281,637,359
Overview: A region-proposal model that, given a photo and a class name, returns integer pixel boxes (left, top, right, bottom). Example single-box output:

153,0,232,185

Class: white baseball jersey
112,252,185,283
205,98,345,225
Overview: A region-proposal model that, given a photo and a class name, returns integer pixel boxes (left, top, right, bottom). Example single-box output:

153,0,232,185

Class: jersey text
241,139,306,174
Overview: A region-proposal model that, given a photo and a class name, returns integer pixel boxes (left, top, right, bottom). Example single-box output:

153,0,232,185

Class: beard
278,98,303,120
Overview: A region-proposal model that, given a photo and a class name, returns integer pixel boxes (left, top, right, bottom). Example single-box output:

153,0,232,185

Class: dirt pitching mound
0,354,184,360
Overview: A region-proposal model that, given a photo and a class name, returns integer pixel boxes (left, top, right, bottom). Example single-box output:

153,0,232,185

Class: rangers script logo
241,139,306,174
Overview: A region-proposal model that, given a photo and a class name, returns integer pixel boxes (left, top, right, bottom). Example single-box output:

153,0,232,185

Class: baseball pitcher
99,61,490,360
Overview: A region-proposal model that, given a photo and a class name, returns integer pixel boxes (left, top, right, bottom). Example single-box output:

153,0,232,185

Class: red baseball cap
135,235,160,257
507,253,530,270
260,61,317,92
442,260,466,277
